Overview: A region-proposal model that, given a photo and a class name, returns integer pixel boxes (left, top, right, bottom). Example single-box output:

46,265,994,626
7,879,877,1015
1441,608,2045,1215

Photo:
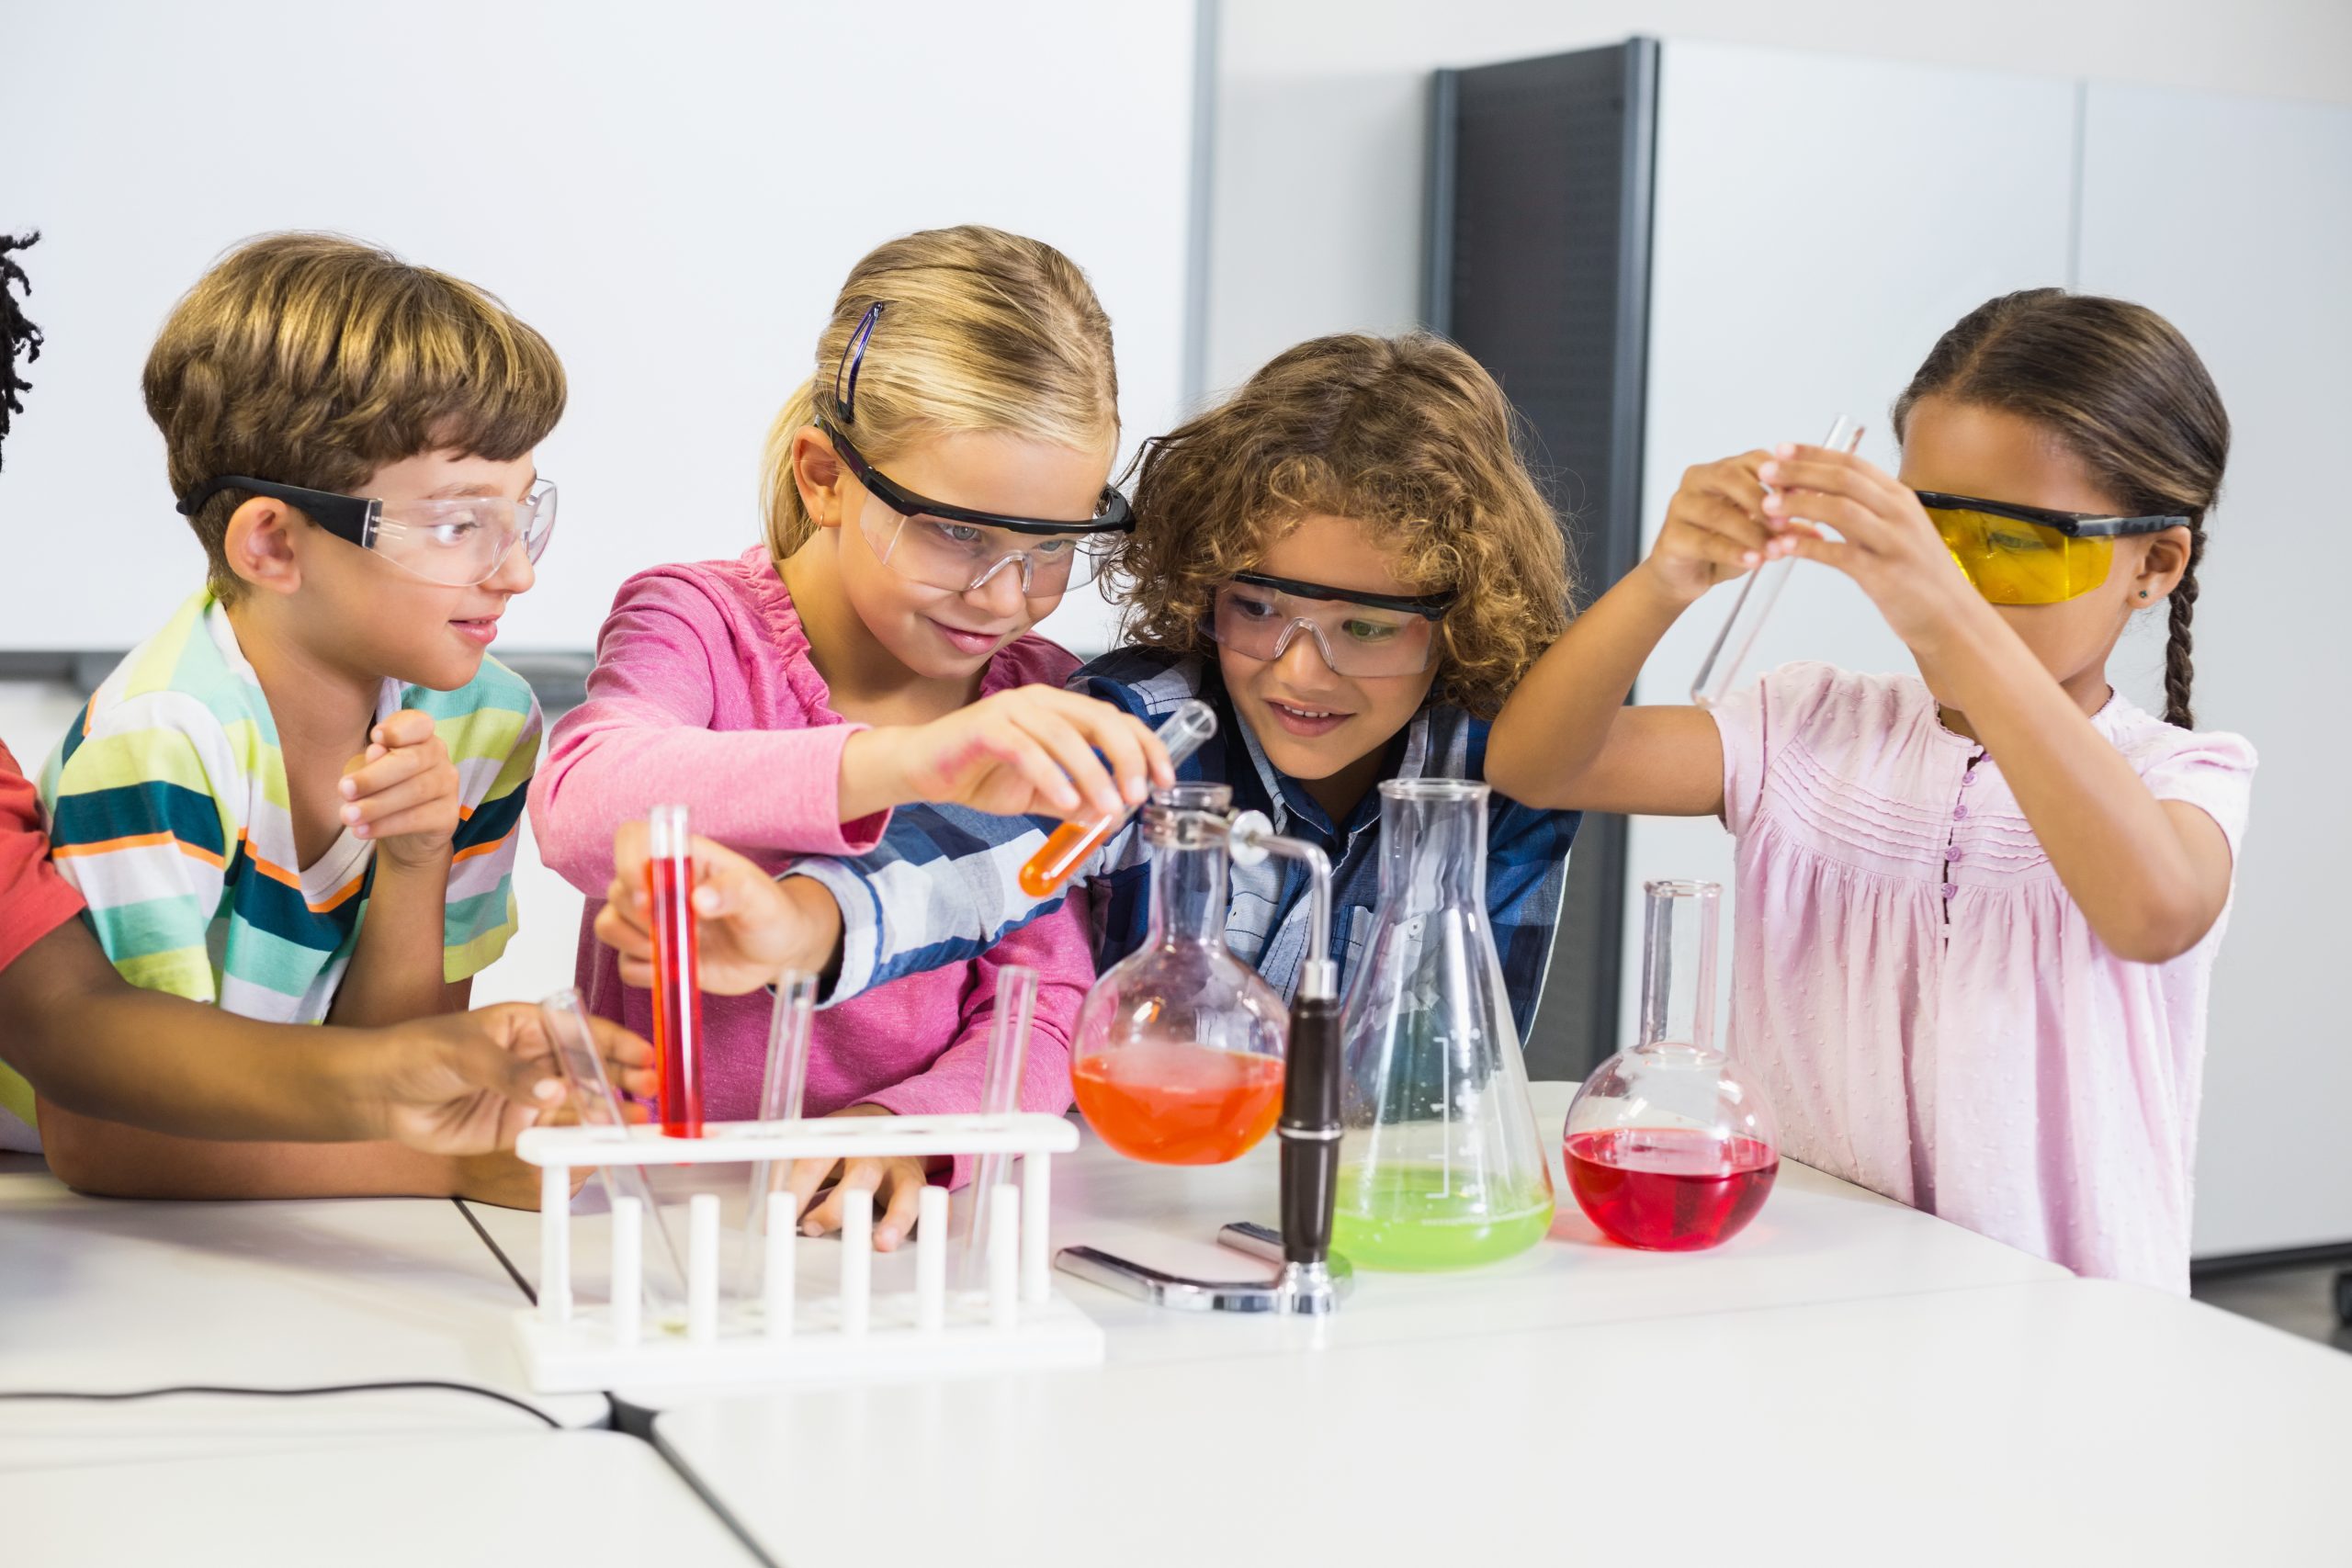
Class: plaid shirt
792,649,1578,1038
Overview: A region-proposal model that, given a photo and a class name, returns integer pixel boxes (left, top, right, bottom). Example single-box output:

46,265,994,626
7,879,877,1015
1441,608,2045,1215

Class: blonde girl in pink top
529,228,1170,1250
1488,291,2254,1292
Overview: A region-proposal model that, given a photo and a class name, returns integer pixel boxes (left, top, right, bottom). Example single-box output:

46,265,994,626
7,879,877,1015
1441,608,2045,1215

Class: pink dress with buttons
1711,663,2256,1292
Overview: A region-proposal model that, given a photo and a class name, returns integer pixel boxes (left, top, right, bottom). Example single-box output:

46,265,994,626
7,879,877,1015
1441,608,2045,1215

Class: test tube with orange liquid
1017,699,1218,898
647,803,704,1138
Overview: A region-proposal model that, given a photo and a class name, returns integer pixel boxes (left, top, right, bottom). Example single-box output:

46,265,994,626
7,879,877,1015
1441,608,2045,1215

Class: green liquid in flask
1330,1162,1554,1271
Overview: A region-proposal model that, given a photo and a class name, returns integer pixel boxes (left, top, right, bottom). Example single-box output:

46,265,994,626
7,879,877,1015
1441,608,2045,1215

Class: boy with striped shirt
15,233,562,1204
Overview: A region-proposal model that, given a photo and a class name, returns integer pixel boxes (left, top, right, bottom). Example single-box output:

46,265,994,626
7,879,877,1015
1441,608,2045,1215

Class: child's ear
2130,525,2194,602
221,497,304,596
791,427,848,532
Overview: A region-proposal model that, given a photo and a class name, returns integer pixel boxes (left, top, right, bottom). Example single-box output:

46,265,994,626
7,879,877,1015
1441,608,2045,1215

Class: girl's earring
2139,590,2150,599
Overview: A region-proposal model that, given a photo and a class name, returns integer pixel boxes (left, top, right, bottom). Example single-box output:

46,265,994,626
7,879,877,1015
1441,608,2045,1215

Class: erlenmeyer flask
1333,780,1555,1270
1564,880,1780,1251
1070,783,1288,1165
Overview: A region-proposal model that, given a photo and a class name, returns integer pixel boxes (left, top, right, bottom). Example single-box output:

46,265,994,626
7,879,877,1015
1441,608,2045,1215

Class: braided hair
1893,288,2228,729
0,231,40,469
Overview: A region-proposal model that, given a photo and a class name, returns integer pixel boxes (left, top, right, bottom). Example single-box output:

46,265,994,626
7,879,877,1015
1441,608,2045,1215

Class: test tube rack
510,1112,1104,1393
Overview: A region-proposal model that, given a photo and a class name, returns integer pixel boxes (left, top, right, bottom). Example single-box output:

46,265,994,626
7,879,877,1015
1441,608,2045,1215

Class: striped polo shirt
0,592,538,1148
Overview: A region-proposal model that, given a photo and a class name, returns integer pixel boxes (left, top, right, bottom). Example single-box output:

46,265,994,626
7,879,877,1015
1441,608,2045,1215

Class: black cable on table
0,1380,560,1429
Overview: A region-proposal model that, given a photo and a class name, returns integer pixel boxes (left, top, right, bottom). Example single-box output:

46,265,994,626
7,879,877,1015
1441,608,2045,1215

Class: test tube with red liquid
647,803,704,1138
1017,699,1217,899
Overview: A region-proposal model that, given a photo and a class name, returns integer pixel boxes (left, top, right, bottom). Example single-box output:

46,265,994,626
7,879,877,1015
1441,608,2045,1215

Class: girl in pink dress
529,227,1169,1250
1488,291,2254,1292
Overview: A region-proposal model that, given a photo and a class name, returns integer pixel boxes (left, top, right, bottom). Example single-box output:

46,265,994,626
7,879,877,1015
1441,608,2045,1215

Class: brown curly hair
1107,332,1573,718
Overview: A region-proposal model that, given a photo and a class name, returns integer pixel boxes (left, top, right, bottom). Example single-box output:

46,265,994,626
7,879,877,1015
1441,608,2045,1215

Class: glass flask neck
1141,783,1236,949
1375,779,1489,917
1637,879,1721,1052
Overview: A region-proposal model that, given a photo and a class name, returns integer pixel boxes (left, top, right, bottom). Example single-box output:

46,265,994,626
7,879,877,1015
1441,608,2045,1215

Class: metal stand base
1054,1222,1351,1314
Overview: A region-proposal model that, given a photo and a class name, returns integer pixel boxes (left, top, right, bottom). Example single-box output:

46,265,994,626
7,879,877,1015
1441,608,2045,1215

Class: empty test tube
539,987,687,1324
957,965,1038,1291
1018,700,1216,897
741,972,818,1297
1691,414,1866,708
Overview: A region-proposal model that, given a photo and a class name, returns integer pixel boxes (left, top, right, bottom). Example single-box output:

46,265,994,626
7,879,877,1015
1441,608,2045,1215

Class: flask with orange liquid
1068,782,1287,1165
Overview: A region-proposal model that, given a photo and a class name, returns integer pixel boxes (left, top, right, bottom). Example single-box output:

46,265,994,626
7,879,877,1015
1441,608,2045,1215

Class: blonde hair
760,226,1119,560
143,231,565,604
1109,332,1574,720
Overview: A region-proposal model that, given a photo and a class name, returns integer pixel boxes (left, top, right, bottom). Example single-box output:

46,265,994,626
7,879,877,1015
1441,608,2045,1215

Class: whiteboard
0,0,1202,657
2077,81,2352,1257
1626,39,2078,1044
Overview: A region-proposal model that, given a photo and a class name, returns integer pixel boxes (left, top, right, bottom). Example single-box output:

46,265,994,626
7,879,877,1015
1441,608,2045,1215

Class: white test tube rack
510,1111,1102,1393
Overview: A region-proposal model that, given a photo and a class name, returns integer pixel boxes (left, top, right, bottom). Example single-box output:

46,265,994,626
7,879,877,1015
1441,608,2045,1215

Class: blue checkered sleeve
1483,795,1578,1039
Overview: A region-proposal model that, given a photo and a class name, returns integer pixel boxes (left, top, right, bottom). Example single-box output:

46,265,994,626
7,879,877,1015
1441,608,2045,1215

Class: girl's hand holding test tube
1759,443,1991,648
597,822,842,997
1642,450,1801,605
840,685,1175,823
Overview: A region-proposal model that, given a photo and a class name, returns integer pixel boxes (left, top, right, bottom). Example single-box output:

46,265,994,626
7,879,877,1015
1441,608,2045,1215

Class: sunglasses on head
1913,490,2187,605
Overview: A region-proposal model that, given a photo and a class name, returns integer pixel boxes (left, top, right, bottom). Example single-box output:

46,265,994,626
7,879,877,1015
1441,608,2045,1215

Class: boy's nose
487,538,537,595
1272,623,1339,683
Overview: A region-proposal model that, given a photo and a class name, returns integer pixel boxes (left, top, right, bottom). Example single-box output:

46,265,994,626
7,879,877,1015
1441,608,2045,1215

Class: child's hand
848,686,1175,822
369,1002,659,1156
1762,444,1984,648
777,1104,933,1251
594,822,844,995
1641,451,1799,605
341,709,461,872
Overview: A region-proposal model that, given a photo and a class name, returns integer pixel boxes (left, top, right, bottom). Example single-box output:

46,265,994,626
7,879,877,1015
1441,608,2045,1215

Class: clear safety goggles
1915,490,2184,606
823,414,1130,597
1203,571,1453,678
175,474,558,588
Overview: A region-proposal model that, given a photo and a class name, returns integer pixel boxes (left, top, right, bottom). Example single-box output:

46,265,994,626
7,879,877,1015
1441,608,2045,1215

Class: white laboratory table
463,1080,2067,1410
0,1166,605,1471
657,1278,2352,1568
4,1429,758,1567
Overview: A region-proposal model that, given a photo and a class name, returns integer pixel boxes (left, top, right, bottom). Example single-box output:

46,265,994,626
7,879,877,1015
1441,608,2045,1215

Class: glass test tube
741,970,817,1278
1018,699,1217,898
1690,414,1865,709
956,964,1038,1292
538,988,688,1318
647,803,705,1137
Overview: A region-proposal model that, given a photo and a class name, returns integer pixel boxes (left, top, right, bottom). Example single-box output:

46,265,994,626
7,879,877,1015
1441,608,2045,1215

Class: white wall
0,0,1200,656
1204,0,2352,392
2075,82,2352,1256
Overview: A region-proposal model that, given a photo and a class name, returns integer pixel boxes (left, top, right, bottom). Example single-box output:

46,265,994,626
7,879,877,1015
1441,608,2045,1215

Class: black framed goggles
1201,571,1455,678
175,473,558,588
817,412,1133,537
1228,570,1454,616
1912,490,2187,606
1910,491,2188,539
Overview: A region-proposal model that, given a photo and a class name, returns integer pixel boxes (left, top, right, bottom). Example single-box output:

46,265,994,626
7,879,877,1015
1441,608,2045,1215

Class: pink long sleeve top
528,547,1090,1186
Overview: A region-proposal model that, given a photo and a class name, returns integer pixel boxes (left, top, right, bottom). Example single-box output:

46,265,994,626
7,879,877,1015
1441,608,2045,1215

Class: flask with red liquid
1564,879,1779,1251
1069,782,1287,1164
647,803,705,1138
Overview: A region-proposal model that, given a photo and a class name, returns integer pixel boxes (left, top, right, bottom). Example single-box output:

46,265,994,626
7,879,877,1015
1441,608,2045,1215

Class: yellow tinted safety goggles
1916,491,2186,606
